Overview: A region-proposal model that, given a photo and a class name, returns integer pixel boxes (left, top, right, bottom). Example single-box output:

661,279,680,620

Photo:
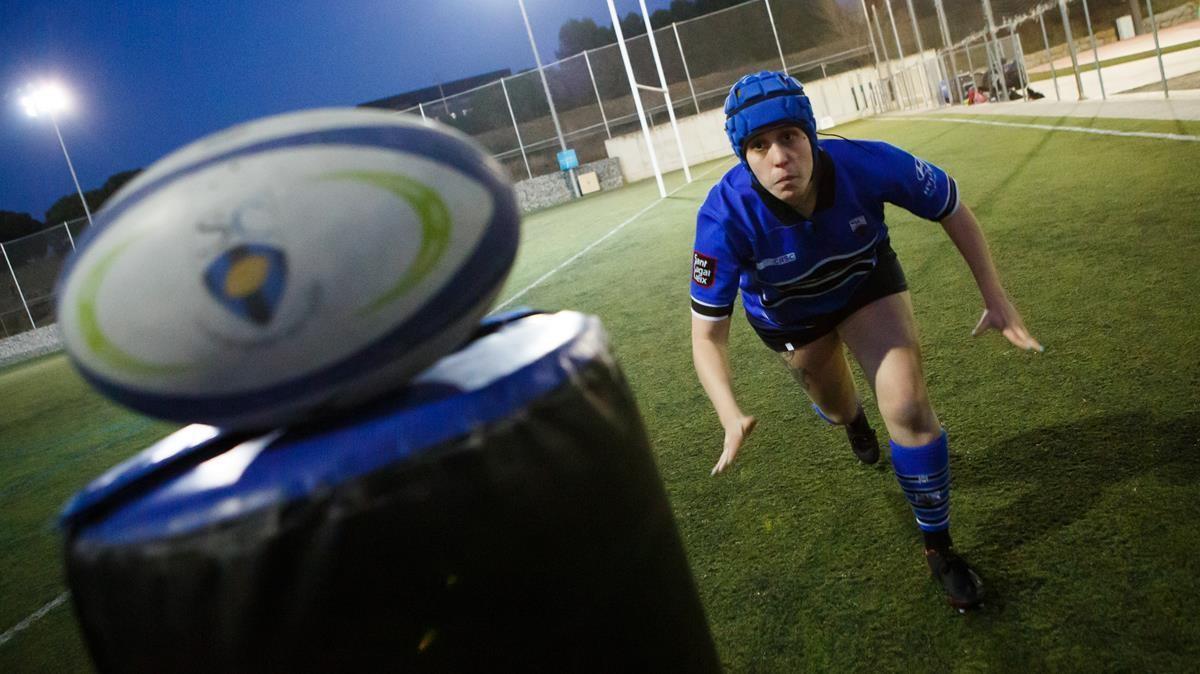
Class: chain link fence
387,0,892,185
1,218,87,337
375,0,1192,186
4,0,1196,341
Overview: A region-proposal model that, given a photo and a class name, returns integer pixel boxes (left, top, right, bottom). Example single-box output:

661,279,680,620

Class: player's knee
878,395,938,437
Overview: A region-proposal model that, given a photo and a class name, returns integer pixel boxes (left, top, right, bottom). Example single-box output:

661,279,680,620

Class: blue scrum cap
723,71,817,162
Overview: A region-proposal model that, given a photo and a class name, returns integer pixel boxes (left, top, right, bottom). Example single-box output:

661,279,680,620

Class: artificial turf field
2,113,1198,671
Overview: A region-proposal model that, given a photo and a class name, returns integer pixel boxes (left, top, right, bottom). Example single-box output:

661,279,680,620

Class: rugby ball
55,108,520,430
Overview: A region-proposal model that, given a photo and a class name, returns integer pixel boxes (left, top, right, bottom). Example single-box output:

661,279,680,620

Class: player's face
744,125,814,210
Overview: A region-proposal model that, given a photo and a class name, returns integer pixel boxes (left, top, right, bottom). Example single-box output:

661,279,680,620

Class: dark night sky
1,0,672,220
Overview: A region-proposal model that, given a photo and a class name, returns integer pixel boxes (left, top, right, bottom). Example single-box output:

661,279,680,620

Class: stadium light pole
20,82,89,241
515,0,567,152
515,0,577,195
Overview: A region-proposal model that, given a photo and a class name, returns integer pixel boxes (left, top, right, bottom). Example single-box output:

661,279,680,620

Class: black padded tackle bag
61,310,719,673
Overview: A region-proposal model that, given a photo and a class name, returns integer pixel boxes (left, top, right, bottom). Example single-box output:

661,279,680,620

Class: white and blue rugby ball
56,108,520,430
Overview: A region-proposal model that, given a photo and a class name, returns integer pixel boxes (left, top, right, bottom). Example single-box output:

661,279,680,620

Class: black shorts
753,242,908,352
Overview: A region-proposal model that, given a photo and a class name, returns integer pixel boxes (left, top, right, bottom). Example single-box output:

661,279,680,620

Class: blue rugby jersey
690,139,959,329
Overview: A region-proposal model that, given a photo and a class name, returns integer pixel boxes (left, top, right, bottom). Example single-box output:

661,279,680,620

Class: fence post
981,0,1010,101
1,242,36,330
1145,0,1170,98
1011,28,1031,100
500,78,533,180
65,217,90,251
981,36,997,98
1080,0,1107,99
763,0,788,72
1058,0,1087,99
884,0,916,107
672,22,701,114
517,0,568,156
860,0,884,83
903,0,935,105
437,83,453,119
933,0,962,103
582,50,612,138
1038,11,1062,101
871,4,898,109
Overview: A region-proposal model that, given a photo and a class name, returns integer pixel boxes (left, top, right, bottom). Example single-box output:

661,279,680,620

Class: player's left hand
972,296,1043,352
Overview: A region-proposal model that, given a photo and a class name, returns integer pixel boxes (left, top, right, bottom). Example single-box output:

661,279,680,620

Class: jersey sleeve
690,208,741,322
870,141,960,222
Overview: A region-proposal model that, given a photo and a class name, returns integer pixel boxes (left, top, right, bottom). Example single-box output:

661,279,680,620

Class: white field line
883,116,1200,142
496,160,734,311
0,591,69,648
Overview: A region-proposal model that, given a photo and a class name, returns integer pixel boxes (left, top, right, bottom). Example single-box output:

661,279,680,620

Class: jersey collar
751,147,836,223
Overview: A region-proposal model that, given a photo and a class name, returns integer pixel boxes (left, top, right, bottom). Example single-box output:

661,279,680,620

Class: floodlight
21,80,92,229
21,82,71,118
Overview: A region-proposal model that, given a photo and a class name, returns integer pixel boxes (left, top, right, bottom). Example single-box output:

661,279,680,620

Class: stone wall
0,324,63,369
513,158,624,213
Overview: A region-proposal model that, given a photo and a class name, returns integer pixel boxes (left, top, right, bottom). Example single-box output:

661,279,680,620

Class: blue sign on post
557,149,579,171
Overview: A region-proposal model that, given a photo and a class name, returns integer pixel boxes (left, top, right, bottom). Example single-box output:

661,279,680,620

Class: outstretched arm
940,203,1043,352
691,314,757,474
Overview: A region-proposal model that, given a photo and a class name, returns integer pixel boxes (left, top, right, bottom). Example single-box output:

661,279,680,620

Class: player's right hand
712,415,758,475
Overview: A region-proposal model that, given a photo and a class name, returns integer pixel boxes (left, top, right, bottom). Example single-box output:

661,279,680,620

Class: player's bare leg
779,332,879,463
838,291,984,611
836,292,939,445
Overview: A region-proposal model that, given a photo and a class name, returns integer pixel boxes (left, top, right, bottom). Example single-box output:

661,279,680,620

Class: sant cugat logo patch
692,251,716,286
204,243,288,326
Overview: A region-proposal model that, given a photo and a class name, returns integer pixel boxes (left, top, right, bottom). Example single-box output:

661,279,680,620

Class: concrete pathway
1027,19,1200,73
1032,43,1200,99
1015,19,1200,99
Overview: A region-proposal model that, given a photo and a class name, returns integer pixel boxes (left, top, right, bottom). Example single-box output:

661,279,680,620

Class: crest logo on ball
203,243,288,325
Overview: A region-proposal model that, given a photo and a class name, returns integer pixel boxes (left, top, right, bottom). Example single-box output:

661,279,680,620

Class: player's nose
768,142,789,166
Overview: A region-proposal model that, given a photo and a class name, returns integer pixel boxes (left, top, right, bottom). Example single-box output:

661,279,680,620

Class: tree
556,17,615,59
669,0,700,22
43,168,141,225
554,0,768,63
0,211,44,243
619,12,646,39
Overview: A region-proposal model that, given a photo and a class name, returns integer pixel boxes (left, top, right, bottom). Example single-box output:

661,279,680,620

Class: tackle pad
60,311,719,673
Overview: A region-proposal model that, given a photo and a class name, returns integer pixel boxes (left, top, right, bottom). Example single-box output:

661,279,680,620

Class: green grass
3,116,1199,670
1027,39,1200,83
0,355,178,671
920,112,1200,139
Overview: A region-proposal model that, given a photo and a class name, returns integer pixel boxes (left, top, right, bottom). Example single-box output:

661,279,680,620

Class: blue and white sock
890,431,952,540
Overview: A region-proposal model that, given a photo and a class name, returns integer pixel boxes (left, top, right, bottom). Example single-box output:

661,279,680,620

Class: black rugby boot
844,408,879,464
924,547,985,612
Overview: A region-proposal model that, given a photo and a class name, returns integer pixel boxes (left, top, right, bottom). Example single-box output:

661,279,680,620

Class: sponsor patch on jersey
848,216,868,234
913,157,937,197
756,252,796,270
692,251,717,286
